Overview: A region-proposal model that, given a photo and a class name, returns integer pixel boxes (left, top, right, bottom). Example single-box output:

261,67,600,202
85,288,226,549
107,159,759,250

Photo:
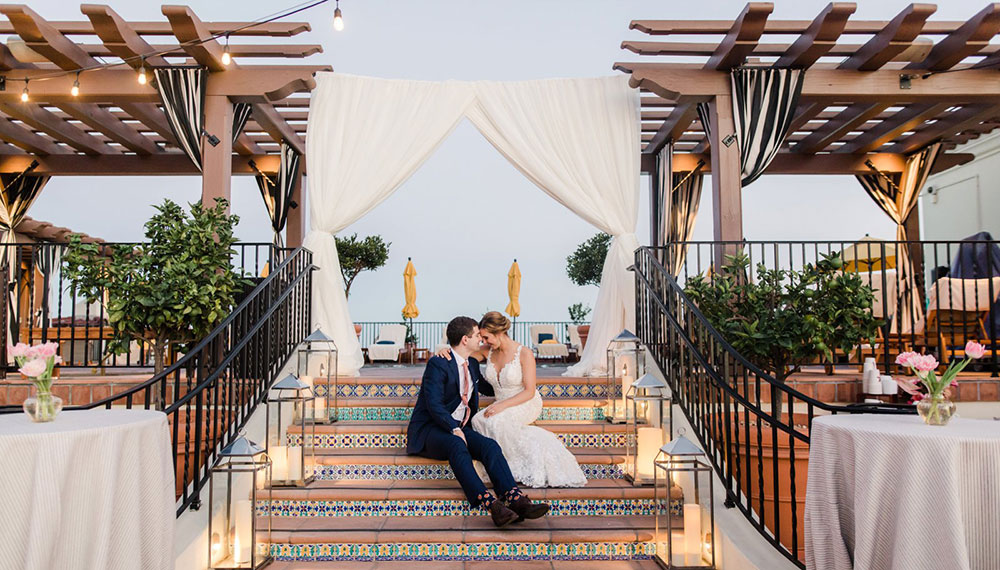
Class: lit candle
684,504,702,565
300,376,315,419
271,445,288,481
637,427,663,480
287,446,303,481
234,499,253,563
621,364,633,421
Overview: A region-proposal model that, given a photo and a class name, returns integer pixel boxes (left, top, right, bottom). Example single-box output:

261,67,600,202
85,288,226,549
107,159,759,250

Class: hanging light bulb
71,72,81,97
221,34,232,66
137,57,147,85
20,80,28,102
333,0,344,31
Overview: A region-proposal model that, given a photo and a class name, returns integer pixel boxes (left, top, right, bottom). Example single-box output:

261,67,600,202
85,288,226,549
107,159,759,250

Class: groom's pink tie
460,360,471,427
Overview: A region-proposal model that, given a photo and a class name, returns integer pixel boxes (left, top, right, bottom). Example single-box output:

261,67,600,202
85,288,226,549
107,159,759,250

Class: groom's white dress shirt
450,349,471,422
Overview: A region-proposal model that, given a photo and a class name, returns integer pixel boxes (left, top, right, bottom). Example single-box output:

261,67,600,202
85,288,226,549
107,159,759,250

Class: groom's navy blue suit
407,352,518,506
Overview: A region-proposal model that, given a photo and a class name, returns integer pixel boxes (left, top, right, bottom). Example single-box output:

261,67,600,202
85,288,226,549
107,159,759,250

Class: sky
24,0,988,322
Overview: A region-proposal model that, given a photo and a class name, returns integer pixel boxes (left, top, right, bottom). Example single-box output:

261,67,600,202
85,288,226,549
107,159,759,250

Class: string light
137,57,147,85
71,72,80,96
333,0,344,31
221,34,232,66
20,80,28,102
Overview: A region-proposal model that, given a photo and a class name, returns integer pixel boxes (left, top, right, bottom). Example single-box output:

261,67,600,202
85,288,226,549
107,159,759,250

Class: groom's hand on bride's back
435,347,452,360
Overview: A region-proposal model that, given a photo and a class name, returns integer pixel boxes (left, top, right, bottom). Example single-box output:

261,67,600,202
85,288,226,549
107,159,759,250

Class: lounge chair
367,324,407,362
916,276,1000,364
530,324,568,362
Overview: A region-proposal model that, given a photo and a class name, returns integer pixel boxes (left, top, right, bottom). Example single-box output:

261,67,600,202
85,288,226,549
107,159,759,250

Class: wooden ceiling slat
629,19,967,36
119,103,177,146
644,102,698,155
55,102,161,154
838,4,937,71
234,132,264,155
0,20,310,37
906,4,1000,71
785,103,827,137
884,104,999,154
71,43,323,59
836,103,950,154
775,2,856,68
0,100,117,154
0,116,69,155
250,103,304,154
82,4,170,67
793,102,891,154
706,2,774,70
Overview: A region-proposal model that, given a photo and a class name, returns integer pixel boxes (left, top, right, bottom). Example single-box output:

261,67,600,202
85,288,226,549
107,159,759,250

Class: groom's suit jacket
406,354,495,455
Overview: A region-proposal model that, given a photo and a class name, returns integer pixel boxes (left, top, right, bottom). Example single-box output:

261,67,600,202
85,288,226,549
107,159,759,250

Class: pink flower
910,393,925,403
950,380,959,388
911,354,939,373
965,341,986,359
895,352,919,367
8,343,30,358
19,357,48,379
34,342,59,358
894,376,923,396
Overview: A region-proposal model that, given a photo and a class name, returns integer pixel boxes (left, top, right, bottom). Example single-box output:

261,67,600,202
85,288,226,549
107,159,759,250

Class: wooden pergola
0,4,330,246
615,2,1000,244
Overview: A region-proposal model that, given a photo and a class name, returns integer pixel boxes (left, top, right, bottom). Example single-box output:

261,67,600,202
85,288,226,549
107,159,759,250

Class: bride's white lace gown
472,345,587,488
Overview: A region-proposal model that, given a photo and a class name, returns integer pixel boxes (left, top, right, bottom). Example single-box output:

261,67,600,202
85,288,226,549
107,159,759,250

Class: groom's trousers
420,425,518,506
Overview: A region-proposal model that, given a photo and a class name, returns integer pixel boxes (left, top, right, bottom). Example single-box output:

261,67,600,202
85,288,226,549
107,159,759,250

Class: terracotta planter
577,325,590,350
354,324,362,339
729,413,810,561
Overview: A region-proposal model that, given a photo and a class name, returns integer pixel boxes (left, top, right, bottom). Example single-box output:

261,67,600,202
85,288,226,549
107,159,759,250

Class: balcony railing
356,320,587,353
663,239,1000,376
0,242,275,372
634,246,911,568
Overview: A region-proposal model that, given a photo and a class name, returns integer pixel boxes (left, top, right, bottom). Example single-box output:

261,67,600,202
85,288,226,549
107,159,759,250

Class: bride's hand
483,403,503,418
435,347,451,360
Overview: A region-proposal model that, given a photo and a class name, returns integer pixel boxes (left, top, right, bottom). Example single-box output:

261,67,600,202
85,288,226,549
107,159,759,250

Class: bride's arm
483,347,537,417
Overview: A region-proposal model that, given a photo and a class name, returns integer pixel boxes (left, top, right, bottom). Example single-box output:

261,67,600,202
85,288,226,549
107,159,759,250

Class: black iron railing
357,320,587,352
63,247,311,515
665,239,1000,375
634,246,911,568
0,242,274,370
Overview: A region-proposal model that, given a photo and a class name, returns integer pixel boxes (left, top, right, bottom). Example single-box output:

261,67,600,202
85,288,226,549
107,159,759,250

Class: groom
407,316,550,527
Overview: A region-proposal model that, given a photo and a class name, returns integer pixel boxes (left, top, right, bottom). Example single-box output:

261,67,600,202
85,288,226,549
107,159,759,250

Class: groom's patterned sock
477,492,497,509
502,487,524,504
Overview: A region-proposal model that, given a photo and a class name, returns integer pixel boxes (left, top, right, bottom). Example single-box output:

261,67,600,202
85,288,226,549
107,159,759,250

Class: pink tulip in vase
11,342,64,422
894,341,986,426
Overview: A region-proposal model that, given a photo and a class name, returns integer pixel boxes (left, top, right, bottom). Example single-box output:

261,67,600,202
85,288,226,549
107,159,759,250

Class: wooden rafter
884,104,1000,154
0,101,116,154
162,5,228,71
774,2,856,68
705,2,773,70
793,103,891,154
838,4,936,71
251,102,304,154
82,4,171,68
0,20,310,37
644,102,697,155
906,3,1000,71
0,116,68,155
836,103,950,154
54,102,162,154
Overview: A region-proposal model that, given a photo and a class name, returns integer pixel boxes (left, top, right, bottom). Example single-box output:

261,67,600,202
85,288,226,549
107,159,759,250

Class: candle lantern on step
606,329,645,424
296,329,338,424
625,373,672,486
654,436,716,569
208,434,273,569
265,374,316,487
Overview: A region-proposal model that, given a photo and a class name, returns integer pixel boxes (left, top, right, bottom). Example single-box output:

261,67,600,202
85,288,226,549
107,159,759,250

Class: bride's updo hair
479,311,511,336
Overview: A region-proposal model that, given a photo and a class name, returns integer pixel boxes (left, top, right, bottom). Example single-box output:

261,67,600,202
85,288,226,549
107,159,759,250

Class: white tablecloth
805,414,1000,570
0,409,175,570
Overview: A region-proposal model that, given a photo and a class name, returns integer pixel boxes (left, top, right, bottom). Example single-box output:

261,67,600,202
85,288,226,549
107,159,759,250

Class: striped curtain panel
232,102,253,143
651,143,672,262
253,142,301,247
153,67,206,170
697,102,712,143
0,162,49,339
730,67,805,186
666,165,706,277
856,142,942,333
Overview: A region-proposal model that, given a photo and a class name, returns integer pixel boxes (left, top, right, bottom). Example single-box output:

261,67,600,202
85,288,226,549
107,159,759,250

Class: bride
439,311,586,488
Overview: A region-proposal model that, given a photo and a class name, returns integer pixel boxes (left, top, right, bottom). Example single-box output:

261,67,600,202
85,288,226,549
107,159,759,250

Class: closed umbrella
402,257,419,319
505,259,521,339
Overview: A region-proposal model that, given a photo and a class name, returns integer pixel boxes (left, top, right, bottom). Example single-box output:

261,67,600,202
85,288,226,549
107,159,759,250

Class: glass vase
917,394,956,426
23,386,63,423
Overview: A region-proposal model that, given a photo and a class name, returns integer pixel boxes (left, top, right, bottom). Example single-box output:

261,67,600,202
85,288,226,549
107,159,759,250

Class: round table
0,409,175,570
805,414,1000,570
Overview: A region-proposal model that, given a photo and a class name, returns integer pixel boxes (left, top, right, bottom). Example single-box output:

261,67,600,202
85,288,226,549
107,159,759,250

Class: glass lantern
208,435,272,569
654,436,716,569
265,374,316,487
626,373,672,486
296,329,338,424
606,329,646,424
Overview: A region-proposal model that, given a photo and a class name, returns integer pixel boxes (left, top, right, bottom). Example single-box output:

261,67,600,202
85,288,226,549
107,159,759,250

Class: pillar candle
621,372,633,420
270,445,288,481
287,446,303,481
881,374,897,395
683,503,702,565
314,393,327,422
234,499,253,564
637,427,663,480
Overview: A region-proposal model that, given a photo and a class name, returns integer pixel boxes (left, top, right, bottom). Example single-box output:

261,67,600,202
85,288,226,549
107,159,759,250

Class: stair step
267,560,662,569
269,478,670,500
315,377,617,400
321,400,606,423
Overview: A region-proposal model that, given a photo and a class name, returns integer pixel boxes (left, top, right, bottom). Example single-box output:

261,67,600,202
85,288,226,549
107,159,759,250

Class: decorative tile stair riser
323,383,620,400
313,463,625,480
269,541,656,562
260,498,683,518
286,431,626,449
330,406,606,422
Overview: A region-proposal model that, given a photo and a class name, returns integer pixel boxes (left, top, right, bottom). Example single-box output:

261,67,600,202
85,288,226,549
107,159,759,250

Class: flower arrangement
894,341,986,425
10,342,64,422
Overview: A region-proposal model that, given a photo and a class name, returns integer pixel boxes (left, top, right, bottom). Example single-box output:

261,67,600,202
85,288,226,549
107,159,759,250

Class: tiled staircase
262,370,682,568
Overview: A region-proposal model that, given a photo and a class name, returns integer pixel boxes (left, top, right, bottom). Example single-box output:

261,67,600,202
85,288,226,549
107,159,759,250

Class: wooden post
201,95,233,210
286,171,305,248
709,93,743,267
903,201,926,303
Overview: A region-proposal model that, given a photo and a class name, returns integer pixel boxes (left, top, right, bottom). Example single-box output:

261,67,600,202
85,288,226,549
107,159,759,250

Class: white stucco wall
924,132,1000,241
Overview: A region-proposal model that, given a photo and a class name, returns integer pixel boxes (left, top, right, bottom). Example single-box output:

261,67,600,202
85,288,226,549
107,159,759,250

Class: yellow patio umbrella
505,259,521,338
842,236,897,272
402,257,419,319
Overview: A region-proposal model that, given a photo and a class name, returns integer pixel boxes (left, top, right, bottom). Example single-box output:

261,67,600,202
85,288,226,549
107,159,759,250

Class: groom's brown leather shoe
508,495,550,522
489,501,520,528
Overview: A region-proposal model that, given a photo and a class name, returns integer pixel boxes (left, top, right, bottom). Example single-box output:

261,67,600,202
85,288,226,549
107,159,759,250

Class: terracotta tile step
262,515,658,544
331,398,607,408
319,376,605,386
290,421,626,435
267,557,662,569
310,448,623,466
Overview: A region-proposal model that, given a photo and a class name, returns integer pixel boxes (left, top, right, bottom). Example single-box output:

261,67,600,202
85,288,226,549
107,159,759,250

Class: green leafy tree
566,232,611,287
336,233,390,298
63,199,247,375
684,251,881,385
568,302,592,324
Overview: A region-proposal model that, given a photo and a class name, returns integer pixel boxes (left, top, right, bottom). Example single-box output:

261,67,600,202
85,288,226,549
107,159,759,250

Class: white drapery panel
465,76,640,376
307,74,639,376
305,74,475,374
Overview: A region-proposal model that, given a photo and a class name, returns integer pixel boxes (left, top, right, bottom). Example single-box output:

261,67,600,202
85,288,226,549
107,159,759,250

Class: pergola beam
162,5,228,71
648,151,972,175
0,153,296,175
54,102,162,154
774,2,856,68
836,103,950,154
793,102,890,154
250,103,304,154
906,3,1000,71
0,20,311,37
0,117,69,155
884,104,1000,154
82,4,171,67
838,4,936,71
706,2,773,70
629,18,968,36
0,100,117,155
644,102,697,155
